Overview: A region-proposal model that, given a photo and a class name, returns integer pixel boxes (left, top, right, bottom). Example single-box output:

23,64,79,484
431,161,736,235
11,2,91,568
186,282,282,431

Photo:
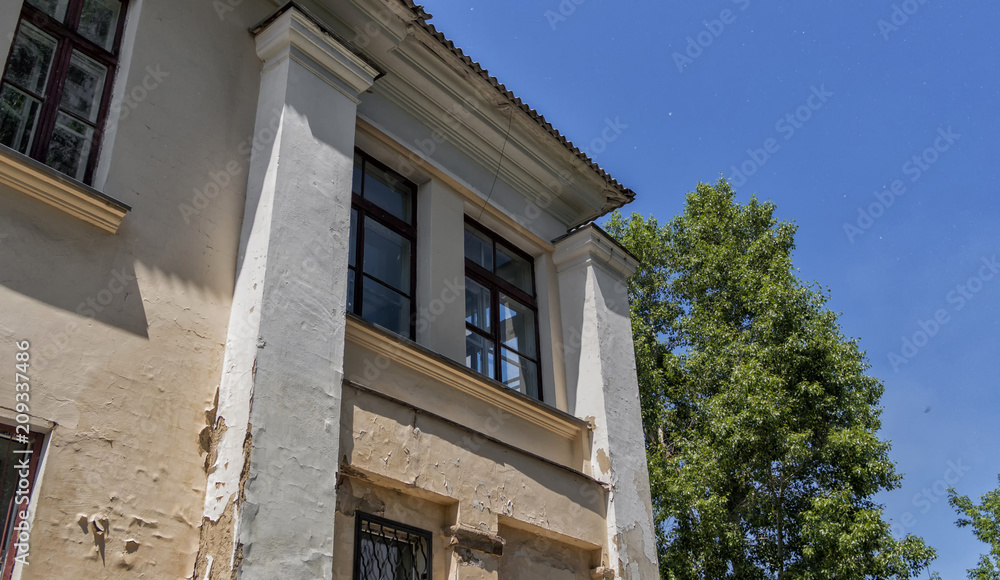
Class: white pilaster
204,6,380,579
415,180,466,362
553,225,659,579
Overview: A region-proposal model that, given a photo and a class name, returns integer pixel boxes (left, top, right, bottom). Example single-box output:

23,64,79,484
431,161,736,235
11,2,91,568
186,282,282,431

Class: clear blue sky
425,1,999,576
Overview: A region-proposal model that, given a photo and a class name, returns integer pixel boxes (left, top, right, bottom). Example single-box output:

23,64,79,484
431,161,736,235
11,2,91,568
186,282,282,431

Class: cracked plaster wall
340,384,610,576
0,0,273,577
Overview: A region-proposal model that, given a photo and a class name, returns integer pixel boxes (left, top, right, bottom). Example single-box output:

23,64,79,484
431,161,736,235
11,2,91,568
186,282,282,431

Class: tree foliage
948,475,1000,579
605,179,936,579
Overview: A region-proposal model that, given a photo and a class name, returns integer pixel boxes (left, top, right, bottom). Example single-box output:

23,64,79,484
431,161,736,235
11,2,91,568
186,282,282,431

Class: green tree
605,179,936,579
948,475,1000,579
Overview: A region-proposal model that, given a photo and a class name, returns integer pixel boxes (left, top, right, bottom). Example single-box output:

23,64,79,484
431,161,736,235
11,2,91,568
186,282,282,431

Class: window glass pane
349,208,358,268
45,111,94,181
26,0,69,22
465,277,491,333
358,535,391,580
352,152,363,195
361,279,410,335
363,219,411,294
498,294,537,358
59,50,107,123
496,245,534,294
5,23,57,96
363,162,412,224
347,268,356,314
464,224,493,271
465,329,495,380
0,84,42,153
500,347,539,399
78,0,121,50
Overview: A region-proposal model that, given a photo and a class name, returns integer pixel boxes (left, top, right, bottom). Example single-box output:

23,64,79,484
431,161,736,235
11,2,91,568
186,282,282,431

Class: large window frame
0,0,129,185
464,216,543,400
349,149,418,340
353,512,432,580
0,424,43,580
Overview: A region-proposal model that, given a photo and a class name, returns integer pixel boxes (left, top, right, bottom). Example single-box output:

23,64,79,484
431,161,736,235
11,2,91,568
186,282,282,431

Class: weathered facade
0,0,658,578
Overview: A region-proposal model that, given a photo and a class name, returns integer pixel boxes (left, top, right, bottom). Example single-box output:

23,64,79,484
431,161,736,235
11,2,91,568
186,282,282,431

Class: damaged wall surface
0,0,660,578
0,0,272,576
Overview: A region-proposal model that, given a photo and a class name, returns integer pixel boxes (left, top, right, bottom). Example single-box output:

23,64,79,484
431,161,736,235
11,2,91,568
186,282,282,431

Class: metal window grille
353,512,431,580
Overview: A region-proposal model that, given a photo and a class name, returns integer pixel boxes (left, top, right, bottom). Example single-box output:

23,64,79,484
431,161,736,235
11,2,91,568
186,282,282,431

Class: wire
477,105,515,222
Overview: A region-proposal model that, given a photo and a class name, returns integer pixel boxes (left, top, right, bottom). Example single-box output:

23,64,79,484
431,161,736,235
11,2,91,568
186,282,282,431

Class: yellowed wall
498,524,595,580
337,383,609,578
0,0,276,576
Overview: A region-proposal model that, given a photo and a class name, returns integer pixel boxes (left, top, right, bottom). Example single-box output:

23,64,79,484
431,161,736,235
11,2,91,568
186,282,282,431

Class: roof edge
395,0,636,218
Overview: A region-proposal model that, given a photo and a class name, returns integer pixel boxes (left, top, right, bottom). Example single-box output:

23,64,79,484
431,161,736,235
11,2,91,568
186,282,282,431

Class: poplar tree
605,179,937,579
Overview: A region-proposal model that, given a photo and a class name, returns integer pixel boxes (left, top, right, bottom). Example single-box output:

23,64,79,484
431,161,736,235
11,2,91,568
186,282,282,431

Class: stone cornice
552,224,639,280
0,146,129,233
252,3,382,102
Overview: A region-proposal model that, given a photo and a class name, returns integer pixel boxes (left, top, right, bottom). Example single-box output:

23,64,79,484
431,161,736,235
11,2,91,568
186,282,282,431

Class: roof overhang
292,0,635,229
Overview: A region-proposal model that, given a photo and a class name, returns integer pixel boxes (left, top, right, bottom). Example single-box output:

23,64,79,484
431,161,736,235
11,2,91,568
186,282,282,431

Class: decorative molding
252,3,382,102
553,224,639,280
372,64,589,226
345,316,589,442
398,23,618,224
0,146,129,233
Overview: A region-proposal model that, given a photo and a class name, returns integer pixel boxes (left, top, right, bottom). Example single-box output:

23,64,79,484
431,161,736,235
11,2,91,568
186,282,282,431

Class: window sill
0,146,130,233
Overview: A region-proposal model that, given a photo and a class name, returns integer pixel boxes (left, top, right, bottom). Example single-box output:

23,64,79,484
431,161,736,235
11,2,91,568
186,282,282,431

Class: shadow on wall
0,187,148,340
340,385,609,522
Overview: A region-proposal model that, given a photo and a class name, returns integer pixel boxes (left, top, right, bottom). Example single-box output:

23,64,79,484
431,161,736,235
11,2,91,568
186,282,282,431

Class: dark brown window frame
464,215,543,401
1,0,130,185
0,424,44,580
349,148,418,340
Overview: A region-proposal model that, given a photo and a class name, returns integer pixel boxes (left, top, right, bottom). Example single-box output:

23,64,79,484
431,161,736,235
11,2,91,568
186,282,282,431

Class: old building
0,0,658,578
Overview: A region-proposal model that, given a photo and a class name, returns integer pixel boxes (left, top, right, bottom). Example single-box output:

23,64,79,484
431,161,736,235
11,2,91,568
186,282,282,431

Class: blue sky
425,1,999,576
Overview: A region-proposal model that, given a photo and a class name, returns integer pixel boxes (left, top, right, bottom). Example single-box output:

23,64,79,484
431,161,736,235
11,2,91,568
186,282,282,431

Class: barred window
353,512,431,580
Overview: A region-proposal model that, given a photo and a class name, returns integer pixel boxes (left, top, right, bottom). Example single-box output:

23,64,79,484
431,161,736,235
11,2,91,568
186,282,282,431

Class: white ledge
0,146,129,233
345,316,590,442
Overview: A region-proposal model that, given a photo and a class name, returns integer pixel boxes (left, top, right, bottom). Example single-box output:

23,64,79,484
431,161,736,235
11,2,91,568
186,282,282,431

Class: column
553,225,660,579
201,6,381,579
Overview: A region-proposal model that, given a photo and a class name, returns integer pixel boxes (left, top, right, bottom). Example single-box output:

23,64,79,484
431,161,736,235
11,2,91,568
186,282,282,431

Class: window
354,512,431,580
0,0,128,185
349,150,417,339
464,217,541,399
0,425,43,580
